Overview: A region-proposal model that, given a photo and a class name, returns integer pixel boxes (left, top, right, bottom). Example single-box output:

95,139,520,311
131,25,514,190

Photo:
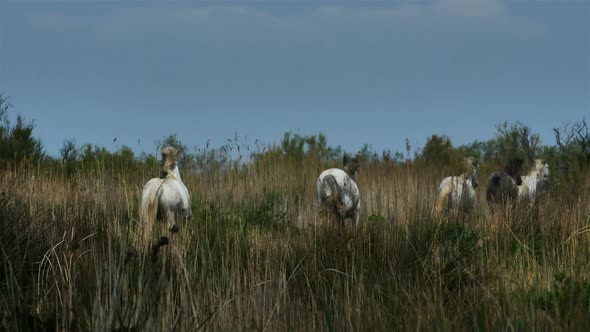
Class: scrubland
1,153,590,331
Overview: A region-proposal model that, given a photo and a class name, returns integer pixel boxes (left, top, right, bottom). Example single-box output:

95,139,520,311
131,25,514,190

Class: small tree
60,139,78,177
484,122,541,167
419,134,455,166
0,94,44,164
455,140,488,162
279,131,341,161
156,134,187,154
553,120,590,184
155,134,190,166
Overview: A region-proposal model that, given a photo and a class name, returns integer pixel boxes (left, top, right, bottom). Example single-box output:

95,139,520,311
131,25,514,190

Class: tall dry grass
1,156,589,331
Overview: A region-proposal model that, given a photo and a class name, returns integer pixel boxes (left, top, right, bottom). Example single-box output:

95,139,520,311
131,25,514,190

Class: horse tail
486,173,500,203
141,180,163,245
490,173,502,185
320,175,343,215
433,182,452,220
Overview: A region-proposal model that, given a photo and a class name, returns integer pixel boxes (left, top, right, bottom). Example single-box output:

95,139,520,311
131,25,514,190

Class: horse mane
504,158,524,185
462,157,478,178
160,146,178,178
527,159,546,177
504,158,523,176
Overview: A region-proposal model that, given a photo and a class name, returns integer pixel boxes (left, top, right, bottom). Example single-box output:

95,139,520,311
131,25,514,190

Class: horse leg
151,236,170,263
337,215,344,235
352,211,359,228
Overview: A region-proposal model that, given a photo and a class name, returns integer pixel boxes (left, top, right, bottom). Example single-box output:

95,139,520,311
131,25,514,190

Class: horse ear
463,157,477,172
463,157,470,168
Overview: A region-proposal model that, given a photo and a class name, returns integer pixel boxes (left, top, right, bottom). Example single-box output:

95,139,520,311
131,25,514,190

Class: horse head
160,146,179,179
463,157,479,189
532,159,549,178
343,154,360,181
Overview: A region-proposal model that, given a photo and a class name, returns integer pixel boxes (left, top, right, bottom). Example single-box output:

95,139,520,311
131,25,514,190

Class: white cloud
27,1,508,32
176,6,292,26
25,1,541,41
313,0,508,23
88,6,298,40
307,0,542,38
434,0,507,19
314,4,427,22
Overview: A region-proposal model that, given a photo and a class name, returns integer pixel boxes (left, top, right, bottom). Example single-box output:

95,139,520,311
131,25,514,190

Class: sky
1,0,589,157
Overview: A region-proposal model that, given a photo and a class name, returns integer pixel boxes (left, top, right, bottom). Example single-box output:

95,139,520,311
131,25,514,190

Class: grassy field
1,156,590,331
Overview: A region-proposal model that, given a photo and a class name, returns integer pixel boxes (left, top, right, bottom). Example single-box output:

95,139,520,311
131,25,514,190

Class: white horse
518,159,549,203
141,147,191,244
317,155,361,227
433,157,479,219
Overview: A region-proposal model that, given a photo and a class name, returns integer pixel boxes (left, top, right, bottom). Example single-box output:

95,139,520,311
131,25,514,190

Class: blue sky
1,0,589,157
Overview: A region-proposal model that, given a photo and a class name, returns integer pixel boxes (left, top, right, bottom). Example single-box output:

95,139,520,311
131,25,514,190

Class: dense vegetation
1,94,589,330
